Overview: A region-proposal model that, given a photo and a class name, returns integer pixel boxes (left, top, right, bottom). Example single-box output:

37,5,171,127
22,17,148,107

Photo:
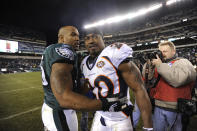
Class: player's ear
101,39,106,47
100,36,105,43
58,35,64,43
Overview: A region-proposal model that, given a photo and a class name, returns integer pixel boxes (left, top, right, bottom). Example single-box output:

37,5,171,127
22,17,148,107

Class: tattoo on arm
129,62,144,85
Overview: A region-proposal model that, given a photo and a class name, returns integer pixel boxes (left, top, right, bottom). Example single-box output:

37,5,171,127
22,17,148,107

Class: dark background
0,0,165,44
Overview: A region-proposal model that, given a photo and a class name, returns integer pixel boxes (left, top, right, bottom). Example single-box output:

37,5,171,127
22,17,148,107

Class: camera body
177,98,197,116
146,51,163,61
133,52,146,64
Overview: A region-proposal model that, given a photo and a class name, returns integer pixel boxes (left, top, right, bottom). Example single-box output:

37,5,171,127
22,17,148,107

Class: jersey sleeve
48,44,75,66
109,43,133,68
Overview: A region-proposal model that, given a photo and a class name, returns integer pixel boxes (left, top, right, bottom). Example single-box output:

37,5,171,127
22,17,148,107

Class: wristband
143,127,153,131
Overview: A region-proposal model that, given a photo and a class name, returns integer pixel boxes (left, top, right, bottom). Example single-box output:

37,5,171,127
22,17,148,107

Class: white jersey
81,43,133,121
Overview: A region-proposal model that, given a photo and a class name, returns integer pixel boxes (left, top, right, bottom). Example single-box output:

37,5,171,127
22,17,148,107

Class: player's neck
90,50,102,59
87,55,98,68
90,55,98,60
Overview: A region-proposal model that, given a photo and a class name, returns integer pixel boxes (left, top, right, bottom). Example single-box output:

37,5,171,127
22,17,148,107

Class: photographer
142,41,196,131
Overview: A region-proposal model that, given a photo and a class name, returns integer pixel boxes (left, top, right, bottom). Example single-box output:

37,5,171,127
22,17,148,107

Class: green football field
0,72,142,131
0,72,43,131
1,72,196,131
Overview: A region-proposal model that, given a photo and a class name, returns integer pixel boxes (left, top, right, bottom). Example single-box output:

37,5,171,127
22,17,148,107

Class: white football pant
41,103,78,131
91,112,133,131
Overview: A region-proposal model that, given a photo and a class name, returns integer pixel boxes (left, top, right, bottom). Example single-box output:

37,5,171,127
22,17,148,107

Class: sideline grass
0,72,43,131
0,72,143,131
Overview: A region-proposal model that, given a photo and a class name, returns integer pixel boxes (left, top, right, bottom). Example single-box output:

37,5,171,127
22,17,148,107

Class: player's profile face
63,27,80,50
84,33,105,57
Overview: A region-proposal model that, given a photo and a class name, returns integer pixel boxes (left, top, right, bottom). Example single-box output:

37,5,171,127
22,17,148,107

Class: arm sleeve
156,59,196,87
50,45,75,66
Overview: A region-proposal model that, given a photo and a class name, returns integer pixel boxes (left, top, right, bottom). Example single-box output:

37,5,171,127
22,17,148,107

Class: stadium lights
166,0,182,6
160,40,165,43
137,43,143,46
168,36,185,42
182,18,188,22
84,0,187,29
147,4,163,12
104,35,113,38
190,36,197,39
150,41,158,44
84,4,162,29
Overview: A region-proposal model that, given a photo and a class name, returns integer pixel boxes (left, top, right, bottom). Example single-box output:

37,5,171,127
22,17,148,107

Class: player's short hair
58,26,77,37
158,41,176,51
85,28,103,38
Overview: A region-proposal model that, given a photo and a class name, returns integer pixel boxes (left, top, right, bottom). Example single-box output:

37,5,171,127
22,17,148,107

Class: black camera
177,98,197,116
145,51,163,61
133,52,146,65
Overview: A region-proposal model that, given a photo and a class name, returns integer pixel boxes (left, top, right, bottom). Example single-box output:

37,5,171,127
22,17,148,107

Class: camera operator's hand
152,54,162,66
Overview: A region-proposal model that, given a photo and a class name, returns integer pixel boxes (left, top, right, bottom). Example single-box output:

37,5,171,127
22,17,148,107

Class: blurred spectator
0,57,41,73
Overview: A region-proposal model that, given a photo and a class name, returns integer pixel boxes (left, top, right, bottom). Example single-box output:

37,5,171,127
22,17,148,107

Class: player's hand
121,104,134,116
100,96,128,112
99,97,121,112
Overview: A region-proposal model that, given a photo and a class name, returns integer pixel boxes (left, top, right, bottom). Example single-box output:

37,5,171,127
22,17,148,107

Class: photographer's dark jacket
143,58,196,110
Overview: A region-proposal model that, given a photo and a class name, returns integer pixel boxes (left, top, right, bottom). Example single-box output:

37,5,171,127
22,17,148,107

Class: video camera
145,51,163,61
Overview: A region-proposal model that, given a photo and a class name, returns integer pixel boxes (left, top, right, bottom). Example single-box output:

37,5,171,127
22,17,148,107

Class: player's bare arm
118,61,153,128
50,63,101,111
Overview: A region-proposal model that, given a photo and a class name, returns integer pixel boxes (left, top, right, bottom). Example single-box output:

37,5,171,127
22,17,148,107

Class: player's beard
91,49,101,59
74,44,79,51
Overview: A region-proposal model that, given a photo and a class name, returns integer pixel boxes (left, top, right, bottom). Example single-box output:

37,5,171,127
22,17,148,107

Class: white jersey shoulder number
101,43,133,68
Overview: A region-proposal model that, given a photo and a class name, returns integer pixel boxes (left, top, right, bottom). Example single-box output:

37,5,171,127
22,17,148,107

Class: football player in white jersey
81,28,153,131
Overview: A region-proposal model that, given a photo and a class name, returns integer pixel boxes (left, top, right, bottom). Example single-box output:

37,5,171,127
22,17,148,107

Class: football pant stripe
53,109,70,131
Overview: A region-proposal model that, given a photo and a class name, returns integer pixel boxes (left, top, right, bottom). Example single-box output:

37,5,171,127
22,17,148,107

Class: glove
100,96,128,112
100,98,120,111
121,104,134,116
